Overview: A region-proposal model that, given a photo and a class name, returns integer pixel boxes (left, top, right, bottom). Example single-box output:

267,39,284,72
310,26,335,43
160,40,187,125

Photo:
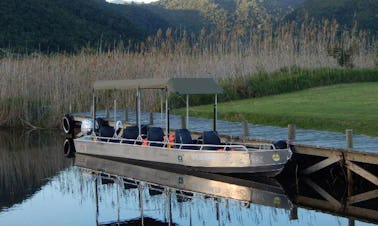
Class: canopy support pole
213,94,218,131
165,88,169,136
113,99,117,137
137,88,141,137
160,90,164,127
186,94,189,129
92,89,96,135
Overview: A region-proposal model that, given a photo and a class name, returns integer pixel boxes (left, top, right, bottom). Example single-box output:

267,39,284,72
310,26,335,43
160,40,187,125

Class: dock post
181,115,186,129
242,120,249,137
290,206,298,220
149,112,154,125
105,108,109,118
346,129,353,148
124,107,128,122
69,103,72,113
288,124,296,144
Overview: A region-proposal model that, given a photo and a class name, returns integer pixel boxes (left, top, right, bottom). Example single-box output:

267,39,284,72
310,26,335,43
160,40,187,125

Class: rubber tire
63,138,75,157
62,114,73,135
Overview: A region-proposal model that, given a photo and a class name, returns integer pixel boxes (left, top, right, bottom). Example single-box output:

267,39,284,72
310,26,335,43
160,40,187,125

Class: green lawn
181,83,378,136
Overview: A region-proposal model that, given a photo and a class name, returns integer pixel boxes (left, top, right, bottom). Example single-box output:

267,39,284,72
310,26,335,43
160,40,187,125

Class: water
0,129,377,226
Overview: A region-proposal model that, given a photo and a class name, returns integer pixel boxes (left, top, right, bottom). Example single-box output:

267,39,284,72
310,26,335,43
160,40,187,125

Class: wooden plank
347,189,378,205
296,196,341,211
305,178,342,209
302,154,342,175
344,152,378,165
297,196,378,223
344,205,378,223
345,160,378,186
294,145,343,157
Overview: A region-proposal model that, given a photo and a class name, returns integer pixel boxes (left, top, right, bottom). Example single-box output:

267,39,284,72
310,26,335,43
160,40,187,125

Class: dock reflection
75,154,292,225
288,176,378,225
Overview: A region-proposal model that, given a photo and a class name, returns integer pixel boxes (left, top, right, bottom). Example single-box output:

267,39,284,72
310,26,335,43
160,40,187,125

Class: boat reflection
75,154,292,225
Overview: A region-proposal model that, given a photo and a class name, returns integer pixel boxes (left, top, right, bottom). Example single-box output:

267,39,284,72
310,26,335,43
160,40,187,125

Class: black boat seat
123,125,139,144
202,130,221,150
99,124,115,137
96,118,115,138
175,129,198,149
147,127,165,147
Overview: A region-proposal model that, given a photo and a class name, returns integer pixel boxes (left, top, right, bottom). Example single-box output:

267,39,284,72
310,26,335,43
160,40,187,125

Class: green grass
180,83,378,136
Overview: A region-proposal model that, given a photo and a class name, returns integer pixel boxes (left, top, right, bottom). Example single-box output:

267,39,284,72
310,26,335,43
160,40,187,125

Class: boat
68,77,292,176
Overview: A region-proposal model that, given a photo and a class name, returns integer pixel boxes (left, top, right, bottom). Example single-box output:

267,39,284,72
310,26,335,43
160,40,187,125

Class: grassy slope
184,83,378,136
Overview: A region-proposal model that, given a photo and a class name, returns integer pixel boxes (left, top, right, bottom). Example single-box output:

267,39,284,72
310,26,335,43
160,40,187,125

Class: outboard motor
81,119,98,136
273,140,288,149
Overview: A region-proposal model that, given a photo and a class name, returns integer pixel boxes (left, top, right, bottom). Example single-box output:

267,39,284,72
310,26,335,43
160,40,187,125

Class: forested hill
157,0,305,31
0,0,176,53
285,0,378,31
0,0,376,54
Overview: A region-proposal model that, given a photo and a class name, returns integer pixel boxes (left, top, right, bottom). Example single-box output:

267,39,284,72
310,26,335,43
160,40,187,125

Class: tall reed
0,20,376,128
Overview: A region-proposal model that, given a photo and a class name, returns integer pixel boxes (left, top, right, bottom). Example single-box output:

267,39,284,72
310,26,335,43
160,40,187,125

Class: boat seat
95,118,115,138
99,125,115,138
147,127,165,147
122,125,139,144
175,129,198,149
202,130,221,150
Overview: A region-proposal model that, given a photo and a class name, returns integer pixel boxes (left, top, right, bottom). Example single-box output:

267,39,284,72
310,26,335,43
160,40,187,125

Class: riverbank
175,83,378,137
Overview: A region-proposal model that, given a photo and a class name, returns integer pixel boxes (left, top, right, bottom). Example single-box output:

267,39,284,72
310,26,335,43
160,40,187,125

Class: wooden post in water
288,124,296,144
105,108,109,118
124,107,128,122
242,120,249,137
346,128,354,207
346,129,353,148
290,206,298,220
181,114,186,129
69,103,72,113
149,112,154,125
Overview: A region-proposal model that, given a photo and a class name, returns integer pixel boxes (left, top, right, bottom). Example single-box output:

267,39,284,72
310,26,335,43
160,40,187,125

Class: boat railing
93,135,284,152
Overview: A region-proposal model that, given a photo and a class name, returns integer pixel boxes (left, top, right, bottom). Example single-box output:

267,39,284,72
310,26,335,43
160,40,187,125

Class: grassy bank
180,83,378,136
181,67,378,107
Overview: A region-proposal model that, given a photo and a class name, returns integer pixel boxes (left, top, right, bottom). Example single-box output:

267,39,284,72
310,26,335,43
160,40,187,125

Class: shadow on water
0,129,72,211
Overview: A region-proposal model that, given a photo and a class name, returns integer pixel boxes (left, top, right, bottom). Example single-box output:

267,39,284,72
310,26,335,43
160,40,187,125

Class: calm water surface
0,129,376,226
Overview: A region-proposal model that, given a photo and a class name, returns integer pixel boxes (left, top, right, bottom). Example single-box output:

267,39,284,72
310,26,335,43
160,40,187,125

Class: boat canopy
93,78,223,95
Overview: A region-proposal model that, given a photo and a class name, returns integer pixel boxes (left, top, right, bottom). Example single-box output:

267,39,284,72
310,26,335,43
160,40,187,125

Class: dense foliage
285,0,378,31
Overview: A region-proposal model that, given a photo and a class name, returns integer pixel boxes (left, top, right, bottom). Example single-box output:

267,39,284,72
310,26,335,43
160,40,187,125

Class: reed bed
0,21,376,128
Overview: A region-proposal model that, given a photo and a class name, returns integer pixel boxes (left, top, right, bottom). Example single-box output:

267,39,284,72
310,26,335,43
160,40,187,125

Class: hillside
0,0,176,53
0,0,376,54
285,0,378,31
